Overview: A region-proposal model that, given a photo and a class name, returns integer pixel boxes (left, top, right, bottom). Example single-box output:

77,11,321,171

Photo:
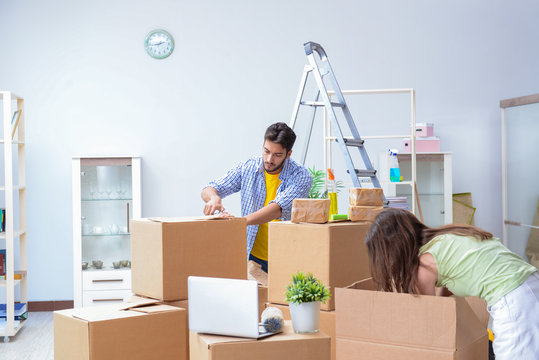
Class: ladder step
347,169,377,177
340,137,364,147
300,101,345,108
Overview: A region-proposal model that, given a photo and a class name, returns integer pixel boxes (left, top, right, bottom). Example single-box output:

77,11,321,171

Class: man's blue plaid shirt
205,157,312,258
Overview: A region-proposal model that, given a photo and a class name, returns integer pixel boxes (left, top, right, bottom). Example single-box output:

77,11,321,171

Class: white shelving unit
72,156,141,308
0,91,27,342
325,88,418,214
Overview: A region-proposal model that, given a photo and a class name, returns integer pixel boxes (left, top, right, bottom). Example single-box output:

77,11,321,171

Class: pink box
413,122,434,137
402,137,440,152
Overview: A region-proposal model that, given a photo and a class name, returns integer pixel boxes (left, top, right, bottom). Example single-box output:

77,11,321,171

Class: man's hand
201,187,225,215
204,197,225,215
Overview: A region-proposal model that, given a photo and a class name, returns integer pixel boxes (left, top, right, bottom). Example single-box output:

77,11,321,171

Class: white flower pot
289,301,321,334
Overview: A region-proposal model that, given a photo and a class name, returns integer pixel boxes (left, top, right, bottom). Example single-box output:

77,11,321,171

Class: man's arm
201,162,243,215
244,203,282,225
201,187,225,215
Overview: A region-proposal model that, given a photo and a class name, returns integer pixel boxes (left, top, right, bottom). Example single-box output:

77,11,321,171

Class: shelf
0,279,21,287
0,319,25,337
0,140,25,145
82,233,130,237
0,230,26,239
0,185,26,191
82,267,131,272
82,198,132,202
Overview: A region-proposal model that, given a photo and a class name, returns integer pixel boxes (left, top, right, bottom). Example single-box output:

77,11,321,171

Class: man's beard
264,157,286,173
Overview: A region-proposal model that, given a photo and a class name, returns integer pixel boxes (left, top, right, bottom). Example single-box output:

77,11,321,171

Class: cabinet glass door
80,159,133,271
398,154,446,227
503,100,539,261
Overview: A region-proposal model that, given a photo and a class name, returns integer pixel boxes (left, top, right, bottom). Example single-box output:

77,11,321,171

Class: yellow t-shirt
250,170,281,261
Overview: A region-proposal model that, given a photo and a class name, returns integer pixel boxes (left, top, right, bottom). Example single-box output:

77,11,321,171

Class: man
201,122,312,273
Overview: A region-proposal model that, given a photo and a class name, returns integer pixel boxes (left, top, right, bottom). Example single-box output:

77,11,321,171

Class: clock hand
151,41,165,46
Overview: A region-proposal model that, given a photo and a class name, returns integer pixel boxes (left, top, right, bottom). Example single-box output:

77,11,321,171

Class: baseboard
28,300,74,312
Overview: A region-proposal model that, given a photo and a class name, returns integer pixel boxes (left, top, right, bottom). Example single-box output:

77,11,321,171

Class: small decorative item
120,260,129,267
261,307,284,332
92,260,103,269
81,261,88,270
112,261,121,269
144,29,174,59
285,272,331,334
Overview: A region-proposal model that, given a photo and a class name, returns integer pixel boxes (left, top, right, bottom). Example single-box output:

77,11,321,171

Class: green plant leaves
285,271,331,304
308,166,345,199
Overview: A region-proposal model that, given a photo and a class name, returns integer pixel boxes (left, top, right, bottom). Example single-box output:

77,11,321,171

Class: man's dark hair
264,122,296,153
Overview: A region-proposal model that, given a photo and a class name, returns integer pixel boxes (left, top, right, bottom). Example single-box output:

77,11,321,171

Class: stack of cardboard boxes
267,219,373,360
348,188,384,222
55,216,331,360
55,217,248,360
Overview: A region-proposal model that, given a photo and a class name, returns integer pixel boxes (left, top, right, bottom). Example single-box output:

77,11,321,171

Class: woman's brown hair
365,208,493,294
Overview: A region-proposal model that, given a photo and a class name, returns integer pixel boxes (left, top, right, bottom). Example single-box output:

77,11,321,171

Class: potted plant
285,271,331,333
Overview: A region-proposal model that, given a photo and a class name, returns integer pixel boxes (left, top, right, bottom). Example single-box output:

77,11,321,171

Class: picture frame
11,109,22,140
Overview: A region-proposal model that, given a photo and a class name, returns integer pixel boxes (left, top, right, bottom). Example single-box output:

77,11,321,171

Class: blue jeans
249,254,268,273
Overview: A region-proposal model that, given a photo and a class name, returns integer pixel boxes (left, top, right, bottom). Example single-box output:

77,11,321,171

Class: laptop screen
188,276,260,338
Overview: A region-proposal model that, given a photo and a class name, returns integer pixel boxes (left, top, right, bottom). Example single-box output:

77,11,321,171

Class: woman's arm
416,253,438,295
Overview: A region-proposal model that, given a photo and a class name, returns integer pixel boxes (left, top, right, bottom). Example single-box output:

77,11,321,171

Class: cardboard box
402,137,440,153
291,198,330,224
131,217,247,300
268,221,371,311
54,299,188,360
266,303,336,360
464,296,489,328
335,279,488,360
190,321,330,360
348,205,383,222
348,188,384,206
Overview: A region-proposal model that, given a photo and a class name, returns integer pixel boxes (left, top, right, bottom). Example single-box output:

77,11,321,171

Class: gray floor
1,312,54,360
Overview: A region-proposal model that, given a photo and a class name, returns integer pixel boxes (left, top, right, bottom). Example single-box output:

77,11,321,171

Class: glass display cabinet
72,157,141,308
380,152,453,227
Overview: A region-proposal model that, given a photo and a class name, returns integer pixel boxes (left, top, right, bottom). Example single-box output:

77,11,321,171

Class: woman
365,208,538,359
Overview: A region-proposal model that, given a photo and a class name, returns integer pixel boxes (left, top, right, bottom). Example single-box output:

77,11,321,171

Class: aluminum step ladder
290,41,384,194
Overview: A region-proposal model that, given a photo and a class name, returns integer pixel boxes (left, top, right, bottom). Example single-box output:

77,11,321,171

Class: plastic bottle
327,168,338,219
389,149,401,182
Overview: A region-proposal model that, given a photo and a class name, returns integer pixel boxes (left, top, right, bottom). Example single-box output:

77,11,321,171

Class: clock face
145,29,174,59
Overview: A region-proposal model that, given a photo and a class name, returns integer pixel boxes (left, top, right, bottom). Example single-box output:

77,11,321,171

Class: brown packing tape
348,206,383,222
349,188,384,206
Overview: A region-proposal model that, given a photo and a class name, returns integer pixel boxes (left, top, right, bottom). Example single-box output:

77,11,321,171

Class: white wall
0,0,538,301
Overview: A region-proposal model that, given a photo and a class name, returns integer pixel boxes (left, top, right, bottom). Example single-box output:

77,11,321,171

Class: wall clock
144,29,174,59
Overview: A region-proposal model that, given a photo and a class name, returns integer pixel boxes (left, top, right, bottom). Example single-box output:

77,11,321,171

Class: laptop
188,276,281,339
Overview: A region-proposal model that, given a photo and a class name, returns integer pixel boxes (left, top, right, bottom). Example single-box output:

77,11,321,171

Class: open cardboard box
54,299,187,360
189,321,330,360
131,216,247,301
268,221,371,310
335,279,488,360
265,303,336,360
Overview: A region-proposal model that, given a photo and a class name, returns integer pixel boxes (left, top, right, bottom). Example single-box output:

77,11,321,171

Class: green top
419,234,537,306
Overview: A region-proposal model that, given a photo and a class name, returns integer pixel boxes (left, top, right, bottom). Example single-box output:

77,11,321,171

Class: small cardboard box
335,279,488,360
54,299,188,360
266,303,336,360
348,188,384,206
402,137,440,153
268,221,371,310
348,205,383,222
189,321,330,360
131,217,247,300
291,198,331,224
